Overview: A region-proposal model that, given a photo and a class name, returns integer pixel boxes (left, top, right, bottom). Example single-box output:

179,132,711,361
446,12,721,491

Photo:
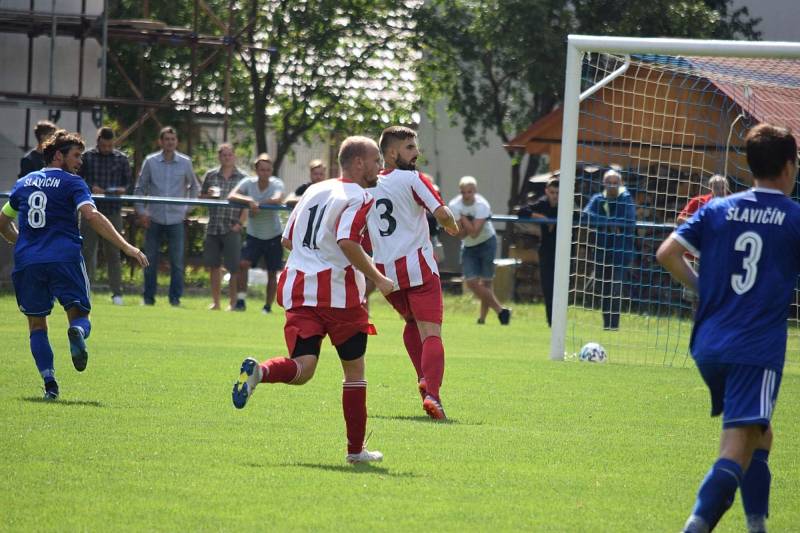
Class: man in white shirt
227,153,285,313
231,136,394,465
449,176,511,325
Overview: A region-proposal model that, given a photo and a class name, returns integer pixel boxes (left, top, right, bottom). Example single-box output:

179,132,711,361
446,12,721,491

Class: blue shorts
12,261,92,316
241,234,283,272
697,363,782,429
461,235,497,280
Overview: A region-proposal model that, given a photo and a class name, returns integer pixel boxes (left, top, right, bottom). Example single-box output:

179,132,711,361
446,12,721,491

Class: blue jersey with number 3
674,188,800,371
9,168,94,272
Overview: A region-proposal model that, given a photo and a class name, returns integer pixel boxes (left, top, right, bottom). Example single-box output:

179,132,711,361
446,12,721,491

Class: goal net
552,37,800,367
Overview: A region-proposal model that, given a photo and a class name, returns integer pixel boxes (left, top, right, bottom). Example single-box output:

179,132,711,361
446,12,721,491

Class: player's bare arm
0,207,19,244
281,237,293,251
78,204,148,267
656,235,698,292
433,205,459,236
338,238,394,295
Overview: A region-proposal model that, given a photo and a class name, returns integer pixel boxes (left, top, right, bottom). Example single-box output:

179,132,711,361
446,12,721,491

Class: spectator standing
449,176,511,325
284,159,328,207
0,130,147,400
19,120,57,178
230,136,394,464
133,126,199,306
200,143,247,311
79,127,133,305
521,177,559,327
656,123,799,533
583,168,638,330
227,153,285,313
677,174,730,224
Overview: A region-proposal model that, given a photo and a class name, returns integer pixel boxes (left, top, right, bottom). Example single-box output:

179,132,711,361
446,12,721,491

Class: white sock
237,292,247,300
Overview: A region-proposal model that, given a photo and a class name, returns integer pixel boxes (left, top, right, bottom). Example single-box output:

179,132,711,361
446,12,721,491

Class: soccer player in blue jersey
657,123,800,533
0,130,148,400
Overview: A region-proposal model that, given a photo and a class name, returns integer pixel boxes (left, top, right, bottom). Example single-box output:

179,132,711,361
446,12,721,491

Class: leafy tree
105,0,420,171
239,0,420,169
416,0,762,209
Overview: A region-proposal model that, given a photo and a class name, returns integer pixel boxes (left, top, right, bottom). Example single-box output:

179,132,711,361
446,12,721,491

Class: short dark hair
159,126,177,140
338,136,377,169
379,126,416,155
97,126,114,141
746,123,797,180
34,120,57,143
42,129,85,164
545,177,559,189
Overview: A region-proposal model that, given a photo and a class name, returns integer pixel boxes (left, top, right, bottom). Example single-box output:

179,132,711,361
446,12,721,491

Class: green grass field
1,293,798,531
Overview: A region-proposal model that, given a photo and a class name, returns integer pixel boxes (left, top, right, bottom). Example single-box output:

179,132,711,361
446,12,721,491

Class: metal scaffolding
0,1,253,155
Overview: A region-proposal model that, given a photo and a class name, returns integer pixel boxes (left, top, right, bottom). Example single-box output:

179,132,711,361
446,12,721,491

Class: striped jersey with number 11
277,178,374,310
366,169,444,289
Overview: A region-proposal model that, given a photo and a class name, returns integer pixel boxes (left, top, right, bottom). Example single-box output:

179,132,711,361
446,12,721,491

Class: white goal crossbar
551,35,800,361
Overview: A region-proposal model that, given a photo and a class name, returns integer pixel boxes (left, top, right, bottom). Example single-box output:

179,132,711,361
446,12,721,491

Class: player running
0,130,148,400
365,126,459,420
657,123,800,533
231,136,395,465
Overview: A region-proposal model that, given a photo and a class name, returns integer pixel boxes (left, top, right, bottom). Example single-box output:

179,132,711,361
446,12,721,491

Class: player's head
708,174,729,198
545,177,559,205
96,126,115,155
459,175,478,204
253,153,273,179
746,123,798,194
43,129,85,173
34,120,57,145
338,136,381,188
603,169,623,199
159,126,178,153
218,143,235,167
379,126,418,171
309,159,327,184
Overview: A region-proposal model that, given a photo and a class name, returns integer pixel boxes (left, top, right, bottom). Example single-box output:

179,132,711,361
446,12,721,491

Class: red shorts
284,306,375,354
385,277,443,324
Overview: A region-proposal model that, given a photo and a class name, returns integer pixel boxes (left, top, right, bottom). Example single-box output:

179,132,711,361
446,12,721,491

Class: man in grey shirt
227,153,285,313
133,126,199,306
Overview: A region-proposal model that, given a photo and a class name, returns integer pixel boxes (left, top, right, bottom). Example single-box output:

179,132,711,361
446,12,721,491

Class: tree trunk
253,102,267,155
508,149,522,212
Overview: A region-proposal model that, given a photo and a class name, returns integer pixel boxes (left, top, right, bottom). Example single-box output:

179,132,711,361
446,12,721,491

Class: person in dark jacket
583,168,638,330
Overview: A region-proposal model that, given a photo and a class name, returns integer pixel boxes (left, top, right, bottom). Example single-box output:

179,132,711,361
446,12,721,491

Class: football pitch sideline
1,294,798,531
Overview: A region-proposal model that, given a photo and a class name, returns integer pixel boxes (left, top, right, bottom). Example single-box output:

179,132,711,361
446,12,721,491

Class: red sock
402,322,424,380
421,336,445,400
261,357,300,384
342,381,367,454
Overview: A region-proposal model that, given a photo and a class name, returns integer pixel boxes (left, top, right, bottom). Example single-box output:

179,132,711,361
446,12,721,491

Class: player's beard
395,155,416,171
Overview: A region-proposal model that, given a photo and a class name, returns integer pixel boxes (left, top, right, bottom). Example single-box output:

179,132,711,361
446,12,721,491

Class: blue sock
30,330,55,383
687,458,743,531
741,449,770,521
69,316,91,340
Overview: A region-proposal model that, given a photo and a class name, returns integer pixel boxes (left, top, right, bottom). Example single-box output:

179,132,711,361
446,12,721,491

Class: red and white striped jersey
278,178,373,310
366,169,444,289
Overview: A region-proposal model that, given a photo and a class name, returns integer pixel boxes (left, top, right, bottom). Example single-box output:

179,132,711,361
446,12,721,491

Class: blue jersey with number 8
9,168,94,272
674,187,800,371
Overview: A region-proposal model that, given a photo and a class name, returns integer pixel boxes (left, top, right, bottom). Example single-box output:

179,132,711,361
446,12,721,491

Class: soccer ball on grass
579,342,607,363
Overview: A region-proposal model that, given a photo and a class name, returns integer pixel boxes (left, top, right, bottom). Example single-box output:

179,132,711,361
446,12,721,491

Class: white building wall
0,0,103,191
732,0,800,42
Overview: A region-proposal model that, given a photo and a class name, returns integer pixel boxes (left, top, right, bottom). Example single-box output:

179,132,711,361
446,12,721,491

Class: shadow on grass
271,462,418,477
370,414,472,425
20,396,106,408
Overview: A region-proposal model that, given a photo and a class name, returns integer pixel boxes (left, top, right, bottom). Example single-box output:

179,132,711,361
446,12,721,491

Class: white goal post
551,35,800,362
